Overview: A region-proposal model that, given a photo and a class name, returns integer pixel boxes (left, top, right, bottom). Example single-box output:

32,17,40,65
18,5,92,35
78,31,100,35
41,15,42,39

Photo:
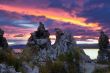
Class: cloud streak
0,0,109,45
0,4,101,30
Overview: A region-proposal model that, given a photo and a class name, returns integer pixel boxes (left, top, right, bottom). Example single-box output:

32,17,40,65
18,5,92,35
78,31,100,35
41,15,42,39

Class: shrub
21,46,39,62
0,48,7,63
40,60,66,73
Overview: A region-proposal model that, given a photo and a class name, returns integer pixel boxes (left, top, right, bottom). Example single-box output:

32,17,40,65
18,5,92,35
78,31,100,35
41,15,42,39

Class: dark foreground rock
0,29,8,49
97,31,110,63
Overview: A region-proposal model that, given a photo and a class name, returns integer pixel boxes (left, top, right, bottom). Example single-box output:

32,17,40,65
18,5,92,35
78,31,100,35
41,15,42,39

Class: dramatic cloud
0,4,101,30
0,0,109,45
78,0,110,32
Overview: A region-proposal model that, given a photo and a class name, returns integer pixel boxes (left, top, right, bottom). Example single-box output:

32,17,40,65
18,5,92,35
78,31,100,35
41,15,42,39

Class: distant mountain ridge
10,44,26,49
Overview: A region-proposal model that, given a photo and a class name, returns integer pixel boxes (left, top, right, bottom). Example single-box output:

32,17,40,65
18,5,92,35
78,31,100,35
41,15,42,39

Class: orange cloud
2,25,33,40
0,4,102,30
4,33,30,40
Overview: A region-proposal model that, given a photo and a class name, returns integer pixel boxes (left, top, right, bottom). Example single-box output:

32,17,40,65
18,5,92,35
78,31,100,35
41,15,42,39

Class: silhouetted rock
26,22,53,62
26,24,91,73
0,29,22,73
0,29,8,49
0,29,9,63
54,28,92,73
98,31,109,50
53,28,76,55
27,22,50,49
54,28,91,59
97,31,110,63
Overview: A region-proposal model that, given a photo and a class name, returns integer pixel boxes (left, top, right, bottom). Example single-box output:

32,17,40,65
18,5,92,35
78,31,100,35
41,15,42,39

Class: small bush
21,46,39,62
40,60,66,73
0,48,7,63
5,50,22,72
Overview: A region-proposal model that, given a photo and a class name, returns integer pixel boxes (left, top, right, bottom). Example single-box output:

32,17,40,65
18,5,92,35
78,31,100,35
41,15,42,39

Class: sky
0,0,110,45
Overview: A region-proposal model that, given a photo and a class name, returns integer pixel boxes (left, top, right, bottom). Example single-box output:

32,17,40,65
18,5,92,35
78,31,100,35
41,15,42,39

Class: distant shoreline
78,44,110,49
9,44,110,49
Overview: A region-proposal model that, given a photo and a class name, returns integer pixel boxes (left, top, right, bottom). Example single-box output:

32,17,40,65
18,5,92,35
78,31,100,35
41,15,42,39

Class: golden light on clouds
0,4,102,30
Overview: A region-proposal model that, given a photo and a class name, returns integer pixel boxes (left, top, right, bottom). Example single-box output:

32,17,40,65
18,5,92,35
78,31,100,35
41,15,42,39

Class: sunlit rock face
0,29,8,49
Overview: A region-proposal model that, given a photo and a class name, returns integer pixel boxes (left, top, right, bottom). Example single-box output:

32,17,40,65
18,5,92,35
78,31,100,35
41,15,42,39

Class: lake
84,49,99,60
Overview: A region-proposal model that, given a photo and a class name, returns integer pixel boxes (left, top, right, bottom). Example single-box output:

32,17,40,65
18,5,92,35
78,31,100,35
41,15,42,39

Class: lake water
84,49,99,59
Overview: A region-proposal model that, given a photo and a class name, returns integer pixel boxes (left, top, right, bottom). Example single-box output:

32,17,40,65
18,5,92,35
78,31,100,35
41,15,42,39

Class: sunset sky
0,0,110,45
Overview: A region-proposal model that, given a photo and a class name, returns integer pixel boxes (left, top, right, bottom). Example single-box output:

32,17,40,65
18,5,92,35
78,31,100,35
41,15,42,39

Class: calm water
84,49,99,60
